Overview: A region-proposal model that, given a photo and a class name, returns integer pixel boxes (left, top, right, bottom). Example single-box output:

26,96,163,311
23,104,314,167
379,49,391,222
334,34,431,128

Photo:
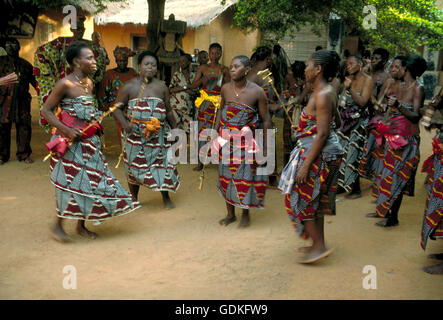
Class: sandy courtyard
0,101,442,300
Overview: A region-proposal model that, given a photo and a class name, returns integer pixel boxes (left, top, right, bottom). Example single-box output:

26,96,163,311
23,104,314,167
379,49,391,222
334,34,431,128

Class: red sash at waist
45,110,103,157
422,138,443,174
376,115,417,149
212,126,260,154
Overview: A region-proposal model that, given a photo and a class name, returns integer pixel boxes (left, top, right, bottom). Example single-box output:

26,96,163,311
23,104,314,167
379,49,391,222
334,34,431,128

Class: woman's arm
40,80,82,140
296,91,331,184
257,87,272,157
0,73,18,86
169,72,187,94
113,82,132,133
164,84,177,130
189,65,206,89
397,85,423,123
346,76,374,108
214,85,226,133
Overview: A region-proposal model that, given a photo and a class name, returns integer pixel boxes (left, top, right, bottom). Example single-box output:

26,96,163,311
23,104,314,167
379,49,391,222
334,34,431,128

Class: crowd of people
0,12,442,273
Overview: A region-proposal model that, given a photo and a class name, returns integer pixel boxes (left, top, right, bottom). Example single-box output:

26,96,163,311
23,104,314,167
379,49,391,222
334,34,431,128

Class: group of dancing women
38,39,442,271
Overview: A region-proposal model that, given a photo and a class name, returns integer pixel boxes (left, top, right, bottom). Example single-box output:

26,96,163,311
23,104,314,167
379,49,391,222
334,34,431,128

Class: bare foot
219,215,236,226
267,176,279,189
296,246,313,253
193,164,203,171
345,192,362,199
375,218,399,227
163,198,175,210
428,253,443,261
50,225,71,243
238,213,250,228
161,191,175,210
366,212,382,218
297,247,334,264
76,225,97,239
422,262,443,274
23,157,34,164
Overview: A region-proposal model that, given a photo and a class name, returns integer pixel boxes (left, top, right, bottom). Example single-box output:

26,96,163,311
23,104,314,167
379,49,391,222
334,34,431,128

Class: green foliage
225,0,443,53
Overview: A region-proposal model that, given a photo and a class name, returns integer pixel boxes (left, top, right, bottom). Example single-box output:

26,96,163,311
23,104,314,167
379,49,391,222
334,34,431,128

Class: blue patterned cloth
122,97,180,192
50,95,140,220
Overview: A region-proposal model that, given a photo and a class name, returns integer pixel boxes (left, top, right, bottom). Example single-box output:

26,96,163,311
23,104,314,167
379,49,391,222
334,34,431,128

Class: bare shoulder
198,64,209,73
58,77,73,90
251,81,266,99
247,72,260,85
317,85,336,103
221,82,229,93
154,78,168,90
248,80,262,91
415,81,424,94
363,72,373,84
380,71,389,82
86,76,94,86
125,77,140,89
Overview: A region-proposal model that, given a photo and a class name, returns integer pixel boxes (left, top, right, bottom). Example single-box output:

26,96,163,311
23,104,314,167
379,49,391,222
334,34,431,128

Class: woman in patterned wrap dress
420,91,443,275
41,41,141,242
113,51,179,210
214,55,272,228
278,50,343,264
189,43,230,171
367,55,426,228
336,55,374,199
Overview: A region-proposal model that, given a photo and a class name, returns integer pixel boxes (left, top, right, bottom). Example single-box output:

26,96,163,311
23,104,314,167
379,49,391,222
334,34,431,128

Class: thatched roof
94,0,237,27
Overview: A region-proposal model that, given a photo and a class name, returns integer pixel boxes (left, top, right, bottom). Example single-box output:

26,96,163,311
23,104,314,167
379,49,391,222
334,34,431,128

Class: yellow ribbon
194,90,221,109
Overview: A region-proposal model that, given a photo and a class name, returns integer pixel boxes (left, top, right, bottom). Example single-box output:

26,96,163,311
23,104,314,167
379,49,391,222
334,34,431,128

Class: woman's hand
295,162,310,185
344,77,352,90
63,127,82,141
282,90,290,100
123,122,134,134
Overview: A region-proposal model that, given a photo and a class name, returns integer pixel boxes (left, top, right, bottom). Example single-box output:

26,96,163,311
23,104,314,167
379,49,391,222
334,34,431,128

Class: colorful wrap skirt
50,96,140,220
122,97,180,192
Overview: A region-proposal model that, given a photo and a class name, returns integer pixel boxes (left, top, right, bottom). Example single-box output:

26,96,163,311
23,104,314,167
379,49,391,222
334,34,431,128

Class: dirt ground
0,100,442,300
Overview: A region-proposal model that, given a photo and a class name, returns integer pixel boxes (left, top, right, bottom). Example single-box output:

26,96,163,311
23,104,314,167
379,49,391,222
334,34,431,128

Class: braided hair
232,55,251,68
66,40,90,66
254,46,272,62
373,48,389,62
406,54,427,79
310,50,341,80
290,60,306,79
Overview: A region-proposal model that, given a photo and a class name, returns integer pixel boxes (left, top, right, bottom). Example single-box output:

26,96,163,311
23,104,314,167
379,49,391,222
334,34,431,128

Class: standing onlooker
98,46,137,145
336,55,374,199
92,31,110,66
169,53,197,133
34,9,106,131
420,90,443,274
0,37,36,164
98,46,137,111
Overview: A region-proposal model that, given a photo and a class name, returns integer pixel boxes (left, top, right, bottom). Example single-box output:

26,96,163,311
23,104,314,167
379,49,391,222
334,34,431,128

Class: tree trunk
146,0,165,51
